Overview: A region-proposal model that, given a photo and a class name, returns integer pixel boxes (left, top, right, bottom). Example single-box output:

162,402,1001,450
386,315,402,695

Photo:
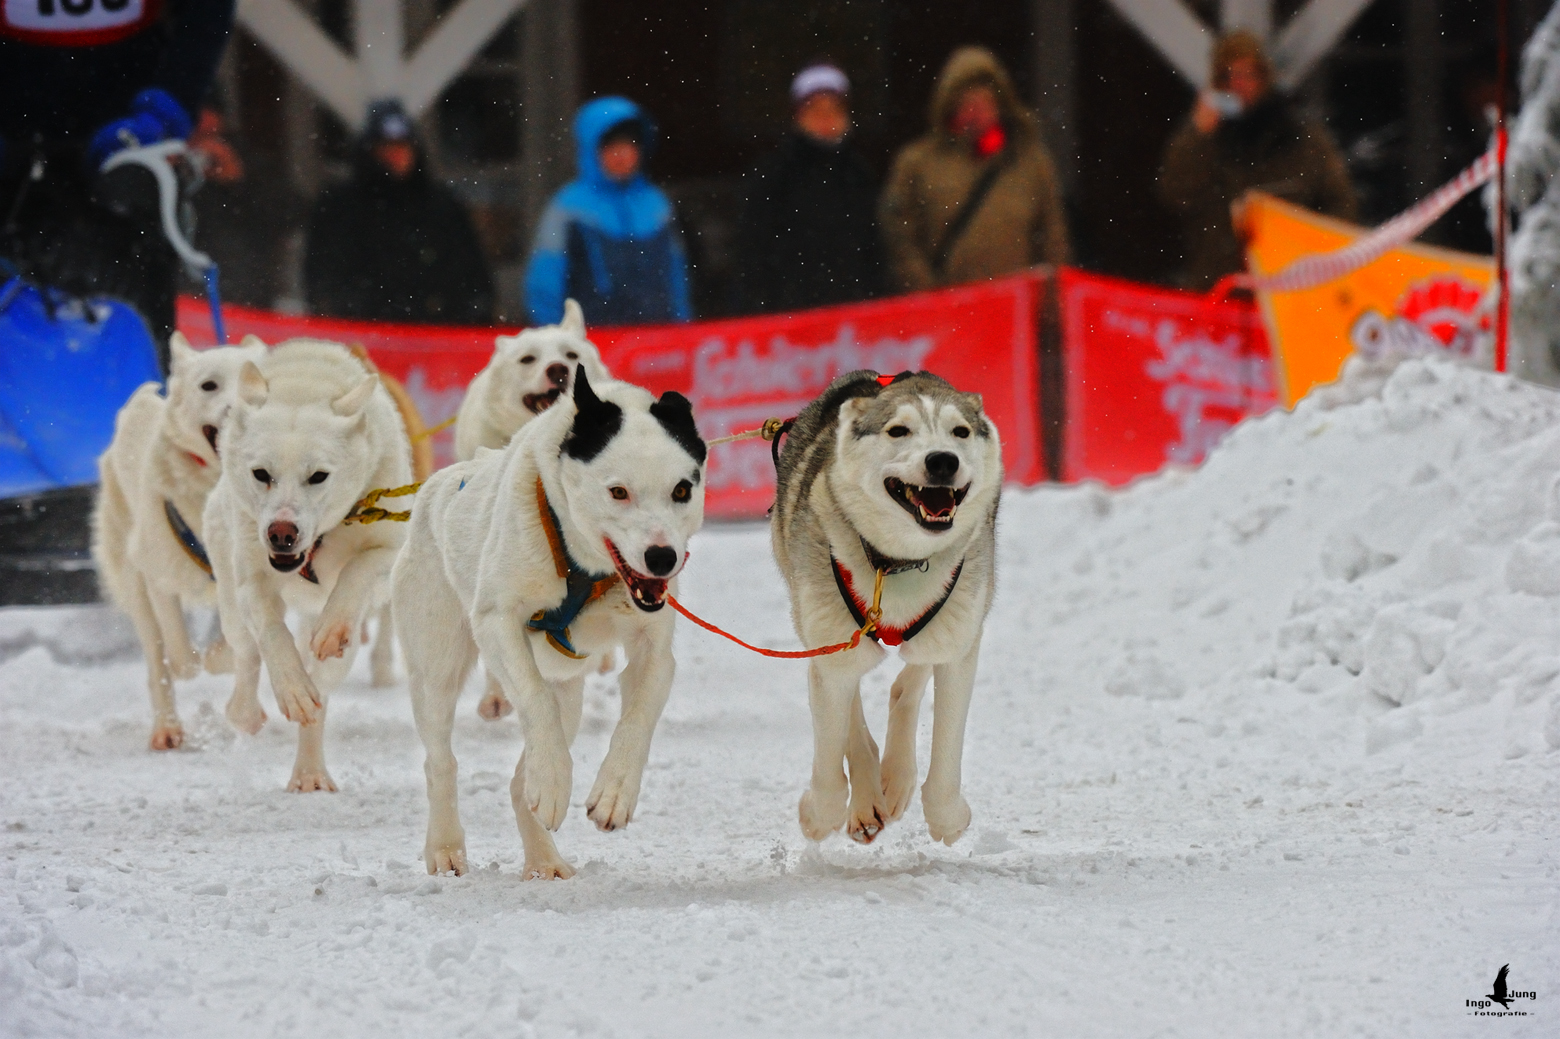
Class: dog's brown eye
672,480,691,503
566,351,579,360
200,380,218,392
887,426,910,438
308,471,329,485
520,356,536,365
609,486,629,501
952,427,971,439
252,469,271,485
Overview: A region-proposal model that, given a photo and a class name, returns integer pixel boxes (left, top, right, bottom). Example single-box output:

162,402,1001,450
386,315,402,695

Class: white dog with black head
203,339,412,791
772,370,1002,846
393,366,705,879
93,332,267,749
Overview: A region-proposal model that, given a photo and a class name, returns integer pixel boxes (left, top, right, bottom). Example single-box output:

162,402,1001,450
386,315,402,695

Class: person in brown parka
1158,30,1357,290
878,46,1070,293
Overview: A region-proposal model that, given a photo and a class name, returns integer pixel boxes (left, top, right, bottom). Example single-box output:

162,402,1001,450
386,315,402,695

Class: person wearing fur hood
1157,30,1356,291
878,47,1070,293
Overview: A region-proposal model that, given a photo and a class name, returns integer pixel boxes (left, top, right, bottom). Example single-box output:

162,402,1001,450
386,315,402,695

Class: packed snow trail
2,357,1557,1037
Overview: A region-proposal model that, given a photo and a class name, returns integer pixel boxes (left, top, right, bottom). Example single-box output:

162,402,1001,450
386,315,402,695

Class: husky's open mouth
605,539,669,612
885,477,969,532
268,551,304,573
202,424,220,454
522,387,565,415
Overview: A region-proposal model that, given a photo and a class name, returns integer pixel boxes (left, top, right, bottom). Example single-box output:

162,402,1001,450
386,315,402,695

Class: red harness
830,551,963,647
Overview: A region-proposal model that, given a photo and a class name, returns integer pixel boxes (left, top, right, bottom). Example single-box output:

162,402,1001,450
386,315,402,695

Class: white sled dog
772,370,1001,846
93,332,268,750
393,367,706,878
453,298,608,462
454,297,613,718
204,339,412,791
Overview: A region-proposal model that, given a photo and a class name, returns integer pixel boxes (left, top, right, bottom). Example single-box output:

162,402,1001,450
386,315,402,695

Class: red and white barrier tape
1216,147,1498,297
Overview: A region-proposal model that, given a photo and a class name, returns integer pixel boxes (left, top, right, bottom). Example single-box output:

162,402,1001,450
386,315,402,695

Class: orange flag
1242,193,1494,407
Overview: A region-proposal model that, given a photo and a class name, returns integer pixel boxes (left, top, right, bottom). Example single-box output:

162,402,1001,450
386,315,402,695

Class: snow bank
1,357,1556,1037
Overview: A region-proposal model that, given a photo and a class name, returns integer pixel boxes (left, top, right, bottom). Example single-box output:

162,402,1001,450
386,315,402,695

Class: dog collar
527,478,619,658
831,554,962,647
858,536,930,576
297,538,323,584
164,500,214,580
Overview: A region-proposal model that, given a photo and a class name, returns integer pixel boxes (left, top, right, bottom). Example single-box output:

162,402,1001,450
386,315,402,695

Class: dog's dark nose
545,363,570,388
924,451,961,484
267,521,299,553
643,545,677,577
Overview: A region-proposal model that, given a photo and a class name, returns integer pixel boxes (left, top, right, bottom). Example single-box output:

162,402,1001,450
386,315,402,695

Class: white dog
203,339,412,791
393,366,705,879
453,299,608,462
93,333,268,749
771,370,1002,846
454,298,614,719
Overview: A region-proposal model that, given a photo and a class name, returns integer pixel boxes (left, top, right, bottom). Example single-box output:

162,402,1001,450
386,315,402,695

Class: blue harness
526,478,619,658
164,499,214,580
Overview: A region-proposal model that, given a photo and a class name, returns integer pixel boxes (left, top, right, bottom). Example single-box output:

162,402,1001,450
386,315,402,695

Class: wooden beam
236,0,365,126
356,0,405,100
402,0,531,117
1221,0,1272,38
1270,0,1375,90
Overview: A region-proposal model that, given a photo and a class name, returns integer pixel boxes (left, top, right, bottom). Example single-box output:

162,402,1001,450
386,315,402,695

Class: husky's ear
168,331,196,372
237,361,269,408
838,396,872,425
961,391,984,413
493,333,521,358
562,364,623,461
649,391,706,464
561,298,586,338
239,334,267,350
332,374,378,417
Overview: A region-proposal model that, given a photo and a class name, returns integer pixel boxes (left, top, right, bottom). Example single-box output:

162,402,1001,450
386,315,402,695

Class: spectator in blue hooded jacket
524,97,691,327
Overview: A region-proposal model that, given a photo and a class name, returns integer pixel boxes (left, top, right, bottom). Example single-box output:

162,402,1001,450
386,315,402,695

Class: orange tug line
667,568,883,660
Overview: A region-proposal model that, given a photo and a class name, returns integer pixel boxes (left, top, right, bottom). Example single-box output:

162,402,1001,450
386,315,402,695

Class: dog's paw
798,786,848,842
309,617,352,661
224,692,267,735
521,856,575,881
585,765,640,832
203,639,234,675
476,688,514,720
880,751,917,823
272,673,322,725
425,844,468,876
921,785,971,846
148,722,185,751
287,766,338,793
846,801,886,845
524,750,573,831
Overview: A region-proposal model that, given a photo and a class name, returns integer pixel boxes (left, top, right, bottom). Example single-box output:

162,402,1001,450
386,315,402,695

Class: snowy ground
3,357,1558,1038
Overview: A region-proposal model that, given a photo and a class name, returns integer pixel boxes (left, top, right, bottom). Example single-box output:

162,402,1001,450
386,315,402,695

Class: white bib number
4,0,147,36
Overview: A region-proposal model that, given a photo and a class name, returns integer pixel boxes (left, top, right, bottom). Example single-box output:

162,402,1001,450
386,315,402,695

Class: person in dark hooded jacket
734,64,883,314
524,96,690,327
304,100,494,325
1158,30,1356,290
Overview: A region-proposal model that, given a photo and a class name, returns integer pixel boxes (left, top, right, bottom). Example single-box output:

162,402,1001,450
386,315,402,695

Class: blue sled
0,277,162,499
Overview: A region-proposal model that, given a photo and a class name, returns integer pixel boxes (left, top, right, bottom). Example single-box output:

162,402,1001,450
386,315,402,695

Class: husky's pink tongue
914,486,958,518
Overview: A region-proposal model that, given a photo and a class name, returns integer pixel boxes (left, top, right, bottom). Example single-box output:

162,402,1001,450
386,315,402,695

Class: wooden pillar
1032,0,1078,190
1405,0,1441,197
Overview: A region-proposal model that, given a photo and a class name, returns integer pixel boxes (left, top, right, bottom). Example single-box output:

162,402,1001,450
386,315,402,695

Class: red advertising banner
178,271,1046,520
1058,269,1276,486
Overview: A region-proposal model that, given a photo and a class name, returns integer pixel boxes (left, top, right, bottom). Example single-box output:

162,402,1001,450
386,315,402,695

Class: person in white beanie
734,62,884,313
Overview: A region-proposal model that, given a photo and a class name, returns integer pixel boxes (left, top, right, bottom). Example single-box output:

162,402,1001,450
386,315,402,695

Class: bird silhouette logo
1488,964,1513,1009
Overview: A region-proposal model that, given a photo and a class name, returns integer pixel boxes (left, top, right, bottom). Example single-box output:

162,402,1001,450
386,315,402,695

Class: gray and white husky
772,370,1001,846
392,367,706,879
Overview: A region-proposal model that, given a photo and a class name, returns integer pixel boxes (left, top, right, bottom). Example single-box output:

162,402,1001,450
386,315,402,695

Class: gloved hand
87,88,193,171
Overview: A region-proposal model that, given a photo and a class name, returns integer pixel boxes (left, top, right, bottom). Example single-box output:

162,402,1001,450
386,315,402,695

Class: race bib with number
1,0,162,47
